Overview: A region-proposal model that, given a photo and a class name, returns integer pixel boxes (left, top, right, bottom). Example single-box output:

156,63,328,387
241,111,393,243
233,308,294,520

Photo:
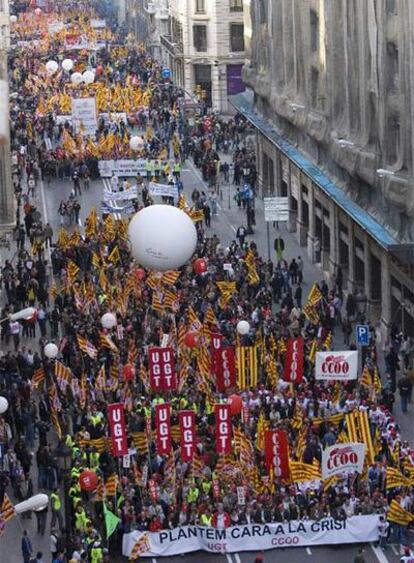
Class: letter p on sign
356,325,369,346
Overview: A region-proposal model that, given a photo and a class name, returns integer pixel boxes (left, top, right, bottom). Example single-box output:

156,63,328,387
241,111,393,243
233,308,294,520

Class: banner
149,182,179,199
155,403,171,455
148,347,177,392
322,443,365,480
103,187,138,202
210,333,223,375
123,516,380,557
315,351,358,381
107,403,128,456
64,34,94,50
215,404,232,454
91,18,106,28
264,429,289,479
71,97,97,137
98,159,150,178
179,411,196,462
215,346,237,392
284,337,304,383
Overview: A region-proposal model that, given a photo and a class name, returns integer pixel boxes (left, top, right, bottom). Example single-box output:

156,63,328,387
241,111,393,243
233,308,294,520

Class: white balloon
15,494,49,514
128,205,197,271
44,342,59,359
0,396,8,414
82,70,95,84
71,72,83,85
129,135,144,151
101,312,117,329
46,60,59,75
62,58,74,72
237,320,250,335
10,15,17,23
10,306,37,321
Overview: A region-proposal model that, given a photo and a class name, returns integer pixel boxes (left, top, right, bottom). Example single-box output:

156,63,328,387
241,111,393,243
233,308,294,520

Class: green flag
103,502,121,539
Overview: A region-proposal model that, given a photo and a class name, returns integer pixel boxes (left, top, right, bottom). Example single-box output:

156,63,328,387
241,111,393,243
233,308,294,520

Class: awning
229,93,414,263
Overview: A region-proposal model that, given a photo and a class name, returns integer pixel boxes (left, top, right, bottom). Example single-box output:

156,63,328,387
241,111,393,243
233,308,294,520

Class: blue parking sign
356,325,369,346
162,68,172,80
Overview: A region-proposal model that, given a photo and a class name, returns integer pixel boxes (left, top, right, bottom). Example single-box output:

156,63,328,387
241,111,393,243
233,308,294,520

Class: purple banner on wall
227,64,246,96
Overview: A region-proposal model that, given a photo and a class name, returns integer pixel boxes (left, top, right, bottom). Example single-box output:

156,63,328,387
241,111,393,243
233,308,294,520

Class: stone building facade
160,0,246,113
236,0,414,335
0,0,13,229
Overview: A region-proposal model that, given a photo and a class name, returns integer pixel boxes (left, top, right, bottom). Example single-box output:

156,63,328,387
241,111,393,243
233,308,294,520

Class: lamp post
56,443,72,553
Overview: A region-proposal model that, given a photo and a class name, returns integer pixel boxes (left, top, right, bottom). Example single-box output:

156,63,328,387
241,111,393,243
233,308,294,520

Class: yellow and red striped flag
0,494,15,523
129,532,150,560
77,334,98,360
387,499,414,526
32,367,45,388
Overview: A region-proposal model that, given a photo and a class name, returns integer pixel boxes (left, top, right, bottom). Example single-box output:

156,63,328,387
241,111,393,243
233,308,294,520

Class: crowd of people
1,2,414,563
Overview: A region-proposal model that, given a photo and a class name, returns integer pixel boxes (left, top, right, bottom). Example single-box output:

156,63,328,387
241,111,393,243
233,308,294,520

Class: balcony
160,34,183,56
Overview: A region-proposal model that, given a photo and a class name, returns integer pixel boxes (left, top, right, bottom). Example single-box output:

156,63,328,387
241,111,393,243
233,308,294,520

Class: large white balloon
101,312,117,329
46,60,59,75
128,205,197,271
15,494,49,514
62,58,74,72
129,136,144,151
71,72,83,85
44,342,59,359
82,70,95,84
237,320,250,335
0,396,8,414
10,306,37,321
10,15,17,23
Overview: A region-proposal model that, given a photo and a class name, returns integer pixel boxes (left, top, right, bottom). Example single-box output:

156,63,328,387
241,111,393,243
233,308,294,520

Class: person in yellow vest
187,482,199,504
146,160,154,180
173,160,181,179
200,507,212,526
202,479,212,496
91,542,103,563
89,447,100,471
50,488,64,531
75,505,89,533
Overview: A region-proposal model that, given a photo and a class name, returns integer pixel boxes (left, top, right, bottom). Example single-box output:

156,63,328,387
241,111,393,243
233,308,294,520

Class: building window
259,0,266,24
195,0,206,14
311,67,319,107
310,10,319,53
230,0,243,12
193,25,207,52
230,23,244,52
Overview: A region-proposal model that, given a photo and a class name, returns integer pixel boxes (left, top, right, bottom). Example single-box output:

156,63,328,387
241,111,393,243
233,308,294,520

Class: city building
160,0,246,113
234,0,414,335
0,0,13,229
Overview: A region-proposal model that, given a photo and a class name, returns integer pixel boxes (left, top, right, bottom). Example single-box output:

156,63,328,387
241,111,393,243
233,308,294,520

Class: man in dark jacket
398,373,413,413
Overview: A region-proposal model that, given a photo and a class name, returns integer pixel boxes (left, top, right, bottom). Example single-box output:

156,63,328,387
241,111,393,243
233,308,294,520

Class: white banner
99,159,154,178
123,516,380,557
91,19,106,29
149,182,178,199
99,112,127,125
71,98,97,137
103,187,138,202
315,351,358,381
48,22,65,34
322,443,365,480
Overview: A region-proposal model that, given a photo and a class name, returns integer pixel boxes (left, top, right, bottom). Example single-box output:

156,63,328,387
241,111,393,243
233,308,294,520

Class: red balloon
193,258,207,274
79,470,98,492
184,331,199,348
135,268,146,281
123,363,135,381
96,65,104,77
228,394,243,416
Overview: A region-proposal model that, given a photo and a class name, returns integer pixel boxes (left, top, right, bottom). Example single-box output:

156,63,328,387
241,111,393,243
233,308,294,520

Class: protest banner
264,429,290,479
215,346,237,392
149,182,179,199
107,403,128,456
155,404,171,455
71,97,97,137
148,347,177,391
284,337,304,383
179,411,196,462
215,404,232,454
322,443,365,480
315,351,358,381
123,516,380,557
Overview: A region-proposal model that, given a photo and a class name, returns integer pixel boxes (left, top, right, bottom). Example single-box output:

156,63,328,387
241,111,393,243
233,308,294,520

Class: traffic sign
264,197,289,222
162,68,172,79
356,325,369,346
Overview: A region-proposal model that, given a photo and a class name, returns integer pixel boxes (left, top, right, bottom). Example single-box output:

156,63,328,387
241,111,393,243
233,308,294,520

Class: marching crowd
1,2,414,563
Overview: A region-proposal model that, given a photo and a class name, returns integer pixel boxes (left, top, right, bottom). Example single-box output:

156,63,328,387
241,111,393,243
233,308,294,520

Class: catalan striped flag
107,245,120,264
308,339,317,364
204,304,218,327
32,366,45,388
188,209,204,223
50,408,62,439
67,260,80,283
387,499,414,526
151,291,164,313
323,332,332,351
95,364,106,391
132,432,149,455
99,332,119,354
163,288,179,311
187,306,202,332
90,437,108,454
236,345,259,389
103,215,116,242
146,272,162,290
129,532,150,560
255,412,269,451
303,303,320,324
216,281,237,307
345,410,375,464
0,494,15,522
191,453,205,479
386,467,412,489
306,284,323,307
77,334,98,360
55,360,72,387
360,366,373,388
290,460,322,483
161,270,180,286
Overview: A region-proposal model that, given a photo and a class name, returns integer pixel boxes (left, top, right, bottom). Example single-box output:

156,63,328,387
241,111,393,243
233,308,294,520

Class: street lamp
376,168,395,178
338,139,355,148
290,103,305,112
